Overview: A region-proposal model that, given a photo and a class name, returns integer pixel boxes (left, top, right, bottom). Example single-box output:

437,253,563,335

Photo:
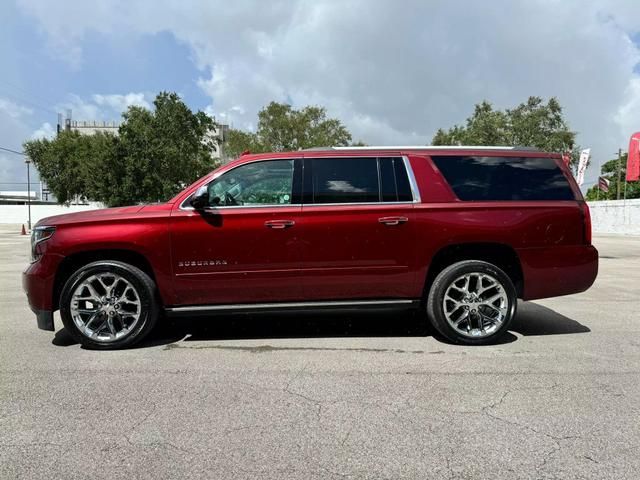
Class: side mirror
189,186,209,210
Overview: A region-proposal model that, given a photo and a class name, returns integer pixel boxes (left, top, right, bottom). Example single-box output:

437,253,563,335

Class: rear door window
431,156,575,201
307,157,379,204
305,157,413,204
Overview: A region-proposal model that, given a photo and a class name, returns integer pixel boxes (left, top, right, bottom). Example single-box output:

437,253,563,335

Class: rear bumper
23,253,63,331
518,244,598,300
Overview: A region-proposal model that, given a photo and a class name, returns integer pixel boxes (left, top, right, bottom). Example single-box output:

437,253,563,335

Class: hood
36,203,173,227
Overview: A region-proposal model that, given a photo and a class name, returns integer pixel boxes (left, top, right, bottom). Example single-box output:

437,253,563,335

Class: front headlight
30,226,56,262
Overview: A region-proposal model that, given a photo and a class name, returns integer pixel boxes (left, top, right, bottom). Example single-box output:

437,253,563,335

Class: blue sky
2,0,640,190
1,1,209,126
0,0,213,186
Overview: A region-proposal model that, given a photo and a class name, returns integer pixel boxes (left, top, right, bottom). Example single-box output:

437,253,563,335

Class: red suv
23,147,598,348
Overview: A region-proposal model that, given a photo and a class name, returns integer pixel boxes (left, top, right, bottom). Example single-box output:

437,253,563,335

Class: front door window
208,159,294,207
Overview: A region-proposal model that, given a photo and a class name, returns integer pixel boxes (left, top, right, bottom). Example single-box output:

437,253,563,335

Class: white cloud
92,93,151,112
57,92,152,122
615,77,640,142
0,98,33,119
16,0,122,69
0,101,39,189
31,122,56,140
0,92,150,184
58,94,102,121
15,0,640,187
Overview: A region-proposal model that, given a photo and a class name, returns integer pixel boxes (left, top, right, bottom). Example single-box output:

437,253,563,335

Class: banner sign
576,148,590,186
627,132,640,181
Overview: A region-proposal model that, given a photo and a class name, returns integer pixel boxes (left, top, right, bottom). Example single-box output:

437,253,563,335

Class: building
58,110,229,162
62,115,229,161
66,120,120,136
0,190,52,205
203,123,230,161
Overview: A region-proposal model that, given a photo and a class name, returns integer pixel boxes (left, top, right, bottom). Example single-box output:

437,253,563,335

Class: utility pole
624,168,628,202
617,148,622,200
25,157,32,230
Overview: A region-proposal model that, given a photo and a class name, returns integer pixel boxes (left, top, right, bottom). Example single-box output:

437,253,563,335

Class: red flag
627,132,640,181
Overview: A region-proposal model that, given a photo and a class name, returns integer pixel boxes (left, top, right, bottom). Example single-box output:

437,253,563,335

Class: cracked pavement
1,228,639,479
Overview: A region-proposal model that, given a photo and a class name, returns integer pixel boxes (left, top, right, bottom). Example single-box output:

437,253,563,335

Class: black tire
426,260,517,345
59,260,159,349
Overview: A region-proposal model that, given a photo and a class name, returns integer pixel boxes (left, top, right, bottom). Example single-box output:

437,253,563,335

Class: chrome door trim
402,156,422,203
165,299,417,314
298,201,415,207
184,203,303,212
180,155,422,210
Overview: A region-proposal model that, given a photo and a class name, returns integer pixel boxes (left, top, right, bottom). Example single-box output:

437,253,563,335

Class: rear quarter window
431,156,575,201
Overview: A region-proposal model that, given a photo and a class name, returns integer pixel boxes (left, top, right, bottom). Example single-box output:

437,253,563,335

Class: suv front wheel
59,261,159,349
426,260,517,345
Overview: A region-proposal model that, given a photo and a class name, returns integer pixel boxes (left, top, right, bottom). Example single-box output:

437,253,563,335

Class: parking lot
1,228,639,479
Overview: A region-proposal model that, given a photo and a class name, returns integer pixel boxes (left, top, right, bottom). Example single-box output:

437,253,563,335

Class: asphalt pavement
1,227,639,479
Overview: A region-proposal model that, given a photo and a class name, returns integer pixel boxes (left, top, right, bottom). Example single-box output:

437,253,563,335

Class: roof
302,145,543,152
237,145,557,162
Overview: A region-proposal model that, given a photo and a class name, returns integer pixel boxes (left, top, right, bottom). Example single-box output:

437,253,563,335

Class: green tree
432,97,582,170
24,92,218,207
584,154,640,200
225,128,270,159
99,92,218,206
23,130,116,204
224,102,352,158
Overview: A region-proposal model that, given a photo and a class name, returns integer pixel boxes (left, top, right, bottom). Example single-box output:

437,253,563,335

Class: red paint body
23,148,598,322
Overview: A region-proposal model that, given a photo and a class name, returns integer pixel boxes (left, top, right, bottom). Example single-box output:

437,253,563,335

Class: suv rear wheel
426,260,517,345
59,261,159,349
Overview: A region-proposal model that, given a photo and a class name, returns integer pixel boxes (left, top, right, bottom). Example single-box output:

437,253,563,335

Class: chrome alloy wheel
442,272,509,338
70,273,142,343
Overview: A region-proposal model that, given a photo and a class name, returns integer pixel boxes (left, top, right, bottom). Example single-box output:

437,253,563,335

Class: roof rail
302,145,543,152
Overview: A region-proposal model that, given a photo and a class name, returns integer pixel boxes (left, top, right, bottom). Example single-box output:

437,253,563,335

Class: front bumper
23,253,64,331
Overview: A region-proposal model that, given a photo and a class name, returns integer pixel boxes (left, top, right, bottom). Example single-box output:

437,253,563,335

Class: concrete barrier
587,199,640,235
0,203,103,226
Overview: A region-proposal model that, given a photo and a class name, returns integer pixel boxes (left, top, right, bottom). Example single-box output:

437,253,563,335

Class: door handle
378,216,408,226
264,220,295,229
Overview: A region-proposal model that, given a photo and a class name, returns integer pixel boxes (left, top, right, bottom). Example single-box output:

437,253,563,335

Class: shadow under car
52,300,590,349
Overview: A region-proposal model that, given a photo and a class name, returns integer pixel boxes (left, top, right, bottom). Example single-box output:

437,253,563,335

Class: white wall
0,203,103,225
587,199,640,235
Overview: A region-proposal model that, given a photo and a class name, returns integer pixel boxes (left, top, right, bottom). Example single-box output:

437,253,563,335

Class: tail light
579,201,592,245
